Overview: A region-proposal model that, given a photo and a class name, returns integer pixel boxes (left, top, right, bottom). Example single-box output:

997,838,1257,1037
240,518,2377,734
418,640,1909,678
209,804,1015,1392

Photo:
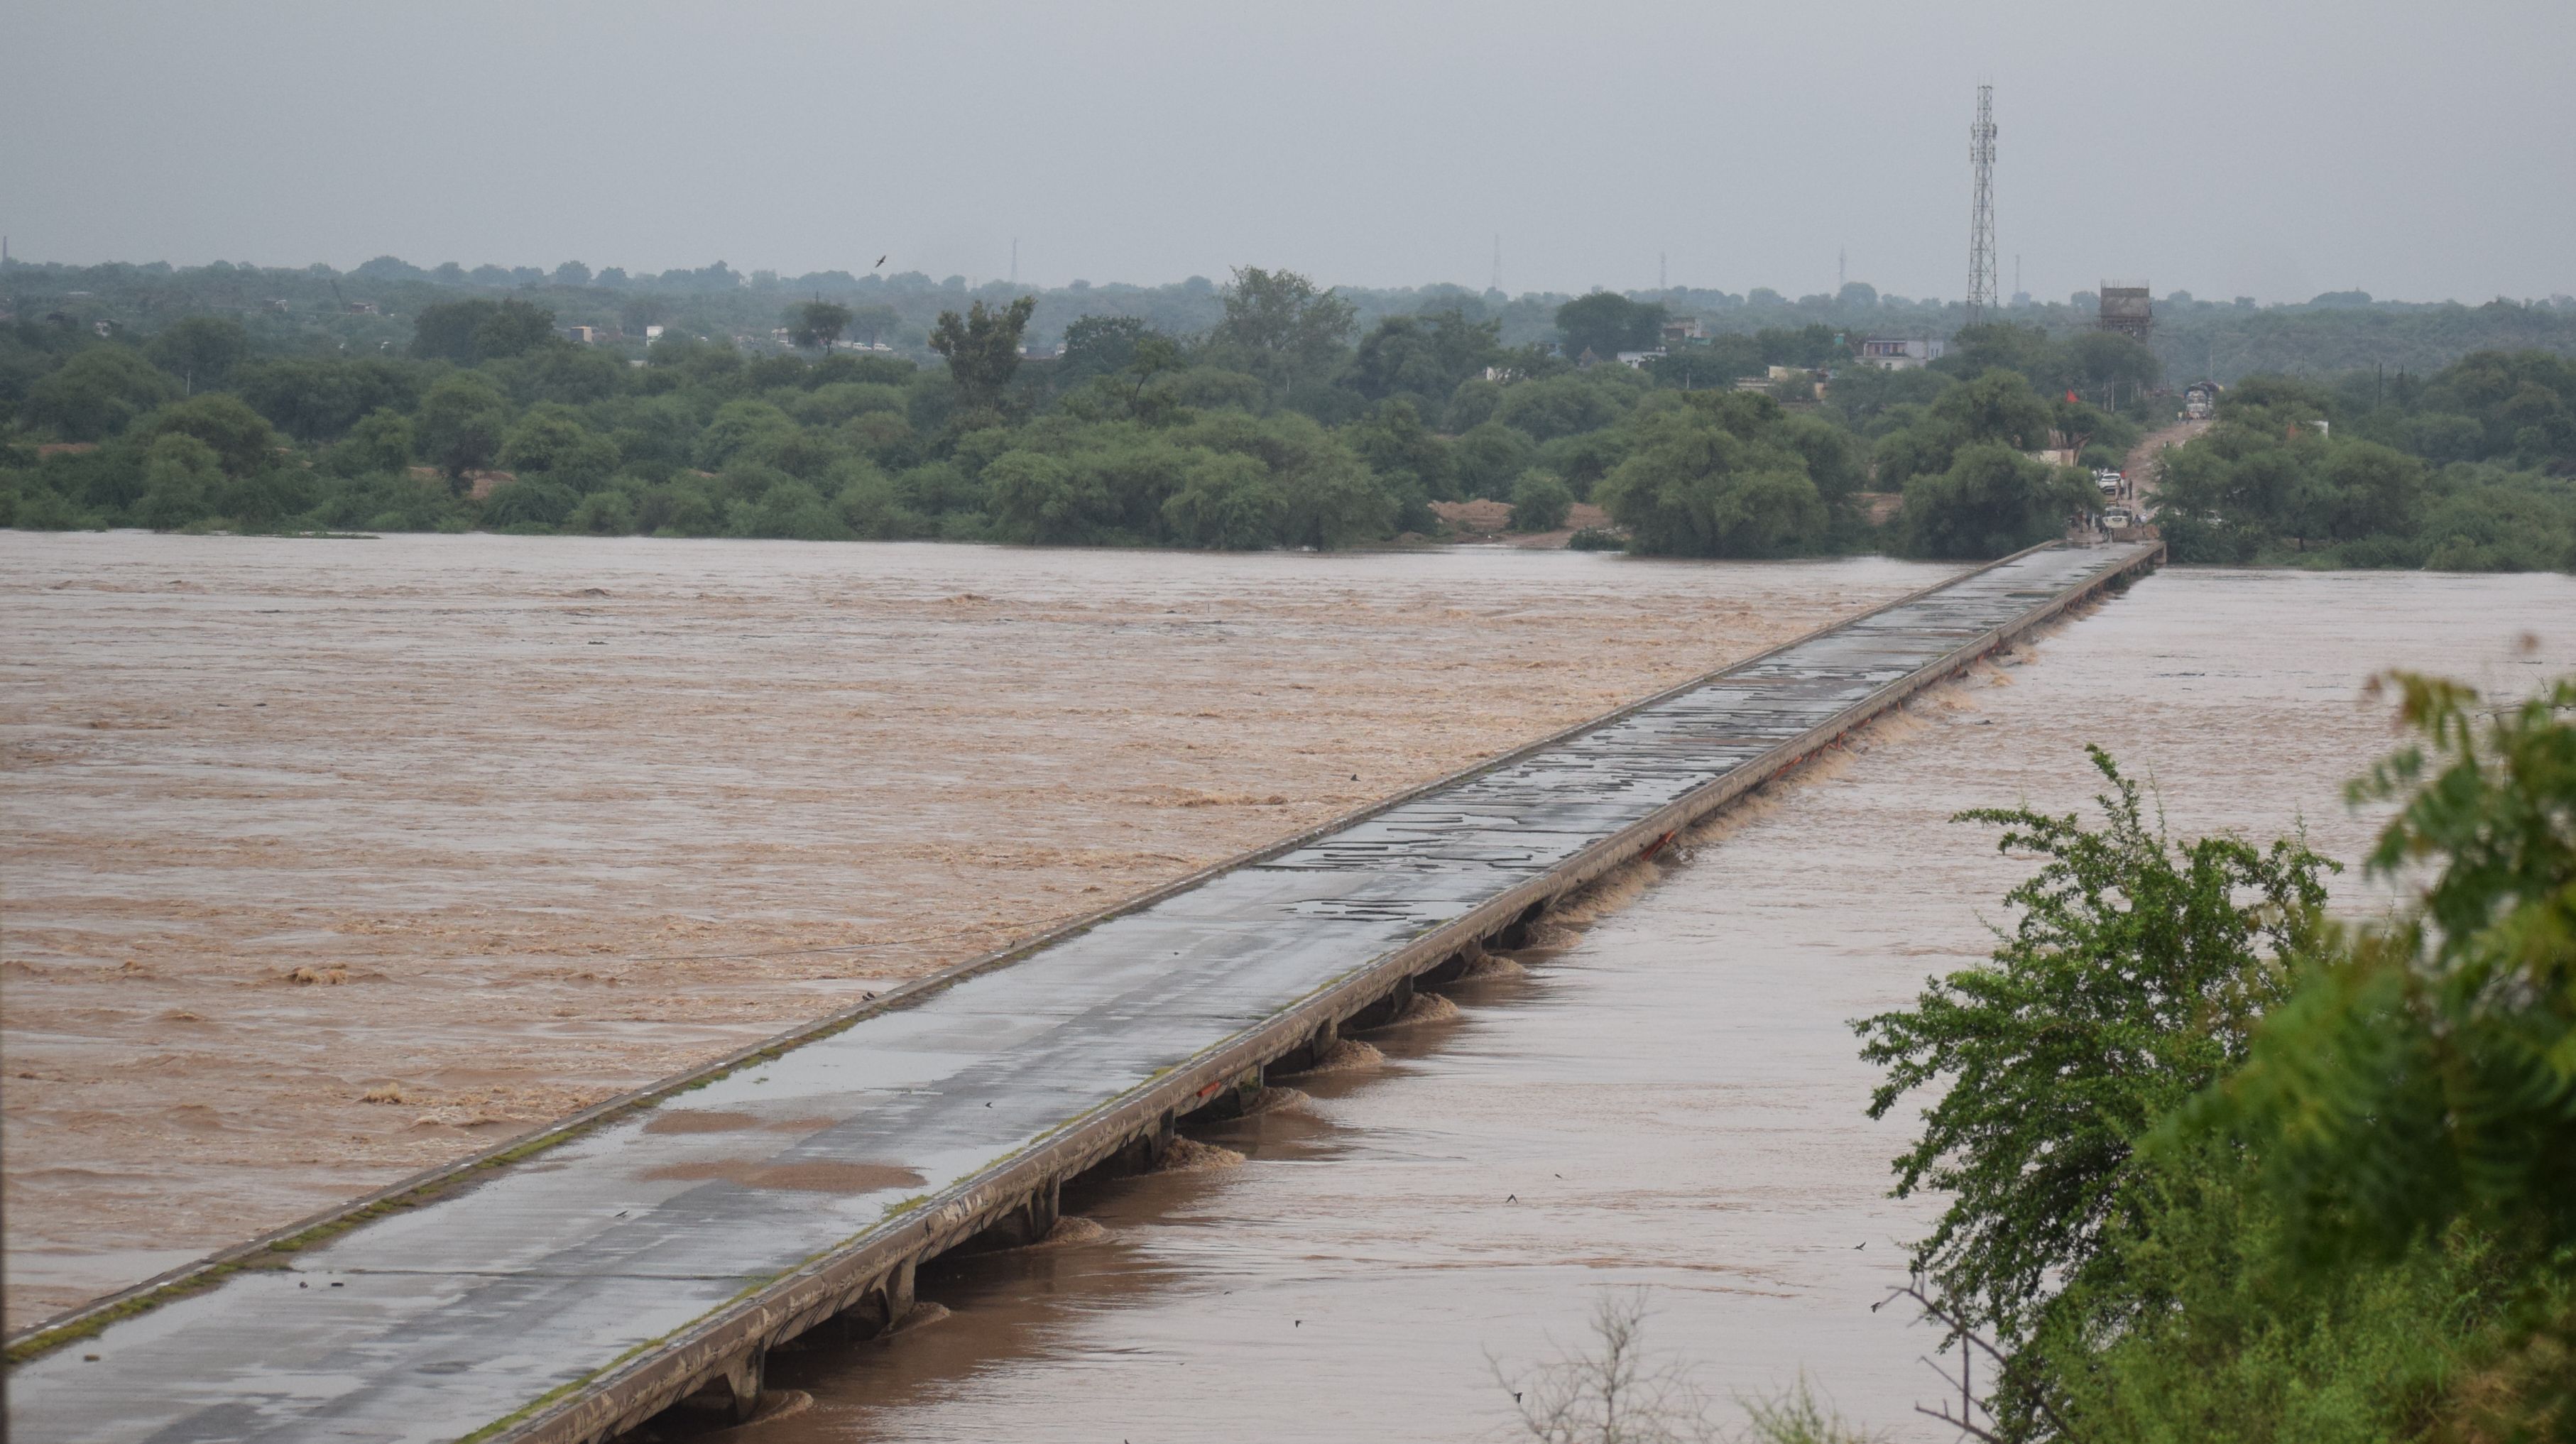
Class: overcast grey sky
5,0,2569,303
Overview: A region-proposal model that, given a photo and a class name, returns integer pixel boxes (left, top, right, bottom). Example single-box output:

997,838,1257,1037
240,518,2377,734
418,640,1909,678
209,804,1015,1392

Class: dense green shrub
1508,469,1574,531
1899,444,2092,560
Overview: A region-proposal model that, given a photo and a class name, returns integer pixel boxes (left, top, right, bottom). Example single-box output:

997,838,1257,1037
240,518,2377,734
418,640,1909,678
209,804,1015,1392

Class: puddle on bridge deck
735,569,2575,1444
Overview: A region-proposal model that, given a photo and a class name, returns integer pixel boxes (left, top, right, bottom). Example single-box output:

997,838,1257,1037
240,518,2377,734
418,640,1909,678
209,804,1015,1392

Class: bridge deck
8,542,2159,1443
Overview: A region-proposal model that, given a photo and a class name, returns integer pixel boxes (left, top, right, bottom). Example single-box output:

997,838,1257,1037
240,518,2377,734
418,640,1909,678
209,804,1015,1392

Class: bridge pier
721,1348,764,1424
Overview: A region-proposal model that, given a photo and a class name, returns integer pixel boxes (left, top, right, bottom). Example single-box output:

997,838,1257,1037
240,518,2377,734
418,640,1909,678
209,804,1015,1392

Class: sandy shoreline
0,531,1944,1329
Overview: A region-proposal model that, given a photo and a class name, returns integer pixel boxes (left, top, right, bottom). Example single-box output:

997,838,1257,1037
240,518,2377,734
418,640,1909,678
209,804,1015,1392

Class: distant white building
1857,337,1944,371
1614,348,1666,370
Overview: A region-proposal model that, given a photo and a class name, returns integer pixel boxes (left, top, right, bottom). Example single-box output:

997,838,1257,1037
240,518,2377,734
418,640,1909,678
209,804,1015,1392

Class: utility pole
1659,252,1666,291
1966,84,1998,326
1490,234,1502,293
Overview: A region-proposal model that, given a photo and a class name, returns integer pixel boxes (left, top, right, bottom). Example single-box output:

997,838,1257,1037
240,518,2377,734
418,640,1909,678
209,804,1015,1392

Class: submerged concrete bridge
8,540,2161,1443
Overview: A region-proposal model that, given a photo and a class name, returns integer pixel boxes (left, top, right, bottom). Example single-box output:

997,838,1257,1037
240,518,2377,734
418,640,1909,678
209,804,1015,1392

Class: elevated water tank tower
2098,281,2153,340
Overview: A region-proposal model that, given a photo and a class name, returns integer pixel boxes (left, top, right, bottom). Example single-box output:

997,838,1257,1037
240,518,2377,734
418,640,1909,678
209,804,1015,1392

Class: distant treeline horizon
7,246,2571,572
7,253,2574,388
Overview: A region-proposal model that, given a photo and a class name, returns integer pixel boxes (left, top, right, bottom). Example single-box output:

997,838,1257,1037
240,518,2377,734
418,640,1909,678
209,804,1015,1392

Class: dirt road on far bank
2123,417,2212,510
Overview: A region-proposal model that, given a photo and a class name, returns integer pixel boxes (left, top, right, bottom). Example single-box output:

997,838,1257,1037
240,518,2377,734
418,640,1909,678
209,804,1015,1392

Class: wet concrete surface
6,545,2148,1442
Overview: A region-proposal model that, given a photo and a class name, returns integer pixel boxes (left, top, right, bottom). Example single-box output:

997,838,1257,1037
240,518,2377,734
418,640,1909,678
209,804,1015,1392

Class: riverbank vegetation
2155,351,2576,570
0,270,2125,560
1858,674,2576,1442
3,256,2568,569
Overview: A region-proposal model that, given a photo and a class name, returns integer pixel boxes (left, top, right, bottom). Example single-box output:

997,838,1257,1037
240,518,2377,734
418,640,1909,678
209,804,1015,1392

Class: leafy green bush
1508,469,1574,531
1859,678,2576,1443
1898,444,2090,560
1593,393,1829,557
481,477,577,530
564,490,635,535
1161,453,1284,549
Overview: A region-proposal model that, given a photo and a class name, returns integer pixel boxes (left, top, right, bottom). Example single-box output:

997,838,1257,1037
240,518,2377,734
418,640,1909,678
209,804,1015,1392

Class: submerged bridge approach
9,540,2162,1443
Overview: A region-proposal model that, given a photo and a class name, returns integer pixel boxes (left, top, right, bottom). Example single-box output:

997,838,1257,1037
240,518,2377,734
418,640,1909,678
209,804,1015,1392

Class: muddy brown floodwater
725,568,2572,1444
0,530,1948,1330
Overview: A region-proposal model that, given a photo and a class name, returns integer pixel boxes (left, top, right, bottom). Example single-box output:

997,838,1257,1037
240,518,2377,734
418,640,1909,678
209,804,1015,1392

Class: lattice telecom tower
1966,84,1998,325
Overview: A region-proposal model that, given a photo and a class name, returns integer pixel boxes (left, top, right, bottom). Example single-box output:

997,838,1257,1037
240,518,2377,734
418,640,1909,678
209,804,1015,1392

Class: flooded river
738,567,2574,1443
1,532,1937,1328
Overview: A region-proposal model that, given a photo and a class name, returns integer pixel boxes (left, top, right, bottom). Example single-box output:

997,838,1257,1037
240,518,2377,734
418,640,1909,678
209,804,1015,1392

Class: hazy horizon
6,0,2571,307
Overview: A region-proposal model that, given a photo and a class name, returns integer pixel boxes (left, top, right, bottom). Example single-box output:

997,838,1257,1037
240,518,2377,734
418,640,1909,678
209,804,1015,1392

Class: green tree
2205,674,2576,1269
983,449,1101,544
1207,266,1356,393
410,299,501,363
1773,413,1865,508
1452,421,1537,499
144,317,249,395
1346,398,1454,509
2063,331,2162,401
481,477,577,530
1180,410,1390,549
744,478,850,540
1350,309,1501,403
2318,439,2425,540
564,488,638,533
1061,319,1186,423
410,298,556,363
848,302,900,348
1856,750,2334,1429
22,347,178,441
1278,442,1395,548
1938,322,2071,393
1554,292,1667,363
1899,444,2089,560
1061,314,1153,375
415,373,510,483
1644,337,1763,392
929,295,1037,414
789,300,853,354
693,399,797,470
1509,469,1574,531
1162,452,1286,549
324,409,415,477
1593,393,1828,557
473,299,557,360
1494,373,1639,442
1943,368,2057,452
230,358,422,442
498,404,620,491
136,433,222,528
141,394,278,478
